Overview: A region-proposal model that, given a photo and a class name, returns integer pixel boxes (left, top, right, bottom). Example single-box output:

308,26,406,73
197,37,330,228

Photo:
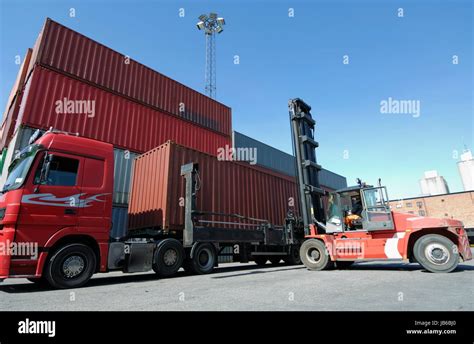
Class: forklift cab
325,185,394,233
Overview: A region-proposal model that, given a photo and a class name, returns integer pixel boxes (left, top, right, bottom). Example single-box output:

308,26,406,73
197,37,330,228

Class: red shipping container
16,66,230,156
128,141,300,232
0,49,32,149
27,18,232,137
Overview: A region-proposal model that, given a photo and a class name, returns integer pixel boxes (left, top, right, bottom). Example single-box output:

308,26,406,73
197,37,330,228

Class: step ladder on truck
288,98,472,272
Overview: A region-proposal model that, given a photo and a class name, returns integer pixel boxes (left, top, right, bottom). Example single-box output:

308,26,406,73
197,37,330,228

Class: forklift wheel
413,234,459,273
254,256,268,266
300,239,334,271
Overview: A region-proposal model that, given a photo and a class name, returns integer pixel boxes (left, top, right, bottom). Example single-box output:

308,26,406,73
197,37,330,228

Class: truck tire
44,243,96,289
187,243,216,275
284,245,302,265
413,234,459,273
300,239,334,271
335,261,354,269
152,239,184,277
254,256,268,266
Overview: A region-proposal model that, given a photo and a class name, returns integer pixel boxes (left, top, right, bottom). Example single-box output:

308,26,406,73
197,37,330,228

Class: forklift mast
288,98,326,235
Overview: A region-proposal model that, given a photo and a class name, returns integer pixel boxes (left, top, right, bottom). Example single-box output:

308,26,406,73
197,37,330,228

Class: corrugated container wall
29,18,232,137
232,131,347,190
128,141,299,232
17,66,230,156
0,49,32,150
111,206,129,240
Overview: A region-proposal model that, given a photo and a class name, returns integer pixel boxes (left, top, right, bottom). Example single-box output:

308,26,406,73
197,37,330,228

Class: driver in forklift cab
345,196,363,229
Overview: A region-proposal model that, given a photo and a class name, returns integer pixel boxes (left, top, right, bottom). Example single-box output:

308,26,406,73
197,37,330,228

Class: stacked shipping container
232,131,347,191
0,18,233,243
0,19,348,263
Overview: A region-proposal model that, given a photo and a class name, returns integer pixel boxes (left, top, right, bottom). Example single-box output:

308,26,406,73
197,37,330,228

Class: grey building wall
232,131,347,190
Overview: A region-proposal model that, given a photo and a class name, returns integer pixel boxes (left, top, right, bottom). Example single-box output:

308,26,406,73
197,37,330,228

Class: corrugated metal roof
232,131,347,190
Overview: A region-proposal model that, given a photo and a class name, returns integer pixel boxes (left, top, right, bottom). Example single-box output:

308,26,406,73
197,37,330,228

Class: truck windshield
2,144,43,193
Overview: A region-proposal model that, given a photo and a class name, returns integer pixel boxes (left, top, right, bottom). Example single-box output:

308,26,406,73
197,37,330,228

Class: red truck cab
0,131,113,287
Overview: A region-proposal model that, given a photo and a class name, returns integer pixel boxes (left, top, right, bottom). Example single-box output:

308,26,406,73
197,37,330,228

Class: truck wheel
335,261,354,269
284,245,302,265
44,243,96,289
254,256,268,266
413,234,459,273
300,239,334,271
269,257,281,265
188,243,216,275
152,239,184,277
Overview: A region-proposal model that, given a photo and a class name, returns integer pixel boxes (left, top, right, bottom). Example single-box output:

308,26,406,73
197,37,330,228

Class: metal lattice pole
197,13,225,99
205,31,217,98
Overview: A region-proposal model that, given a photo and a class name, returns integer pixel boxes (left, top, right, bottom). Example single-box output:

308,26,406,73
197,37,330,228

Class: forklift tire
413,234,459,273
335,261,354,269
152,239,185,277
284,245,302,265
254,256,268,266
300,239,334,271
44,243,96,289
269,257,282,265
187,243,216,275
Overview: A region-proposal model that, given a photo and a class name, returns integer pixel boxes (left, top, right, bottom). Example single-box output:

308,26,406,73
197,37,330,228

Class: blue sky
0,0,472,199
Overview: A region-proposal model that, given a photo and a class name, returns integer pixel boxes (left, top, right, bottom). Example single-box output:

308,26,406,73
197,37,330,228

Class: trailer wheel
152,239,185,277
284,245,302,265
254,256,268,266
188,243,216,275
44,243,96,289
300,239,334,271
413,234,459,273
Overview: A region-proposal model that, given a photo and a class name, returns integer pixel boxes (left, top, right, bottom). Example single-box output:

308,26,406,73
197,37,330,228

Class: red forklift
288,98,472,273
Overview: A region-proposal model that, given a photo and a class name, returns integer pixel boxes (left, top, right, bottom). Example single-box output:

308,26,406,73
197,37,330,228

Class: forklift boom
288,98,326,235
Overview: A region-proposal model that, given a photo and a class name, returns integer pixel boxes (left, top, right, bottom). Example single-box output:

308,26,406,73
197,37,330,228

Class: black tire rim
197,248,214,270
61,254,86,279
